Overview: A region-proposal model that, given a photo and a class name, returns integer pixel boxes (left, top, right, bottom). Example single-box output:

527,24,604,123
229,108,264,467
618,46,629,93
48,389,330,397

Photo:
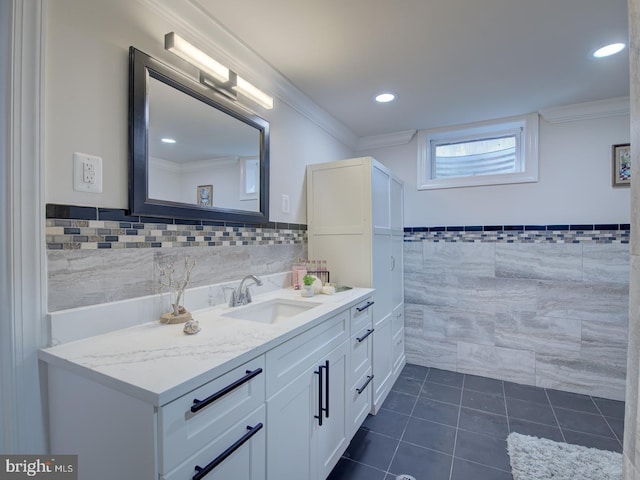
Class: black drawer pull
192,422,263,480
356,301,375,312
314,364,324,425
314,360,330,425
356,328,374,343
191,368,263,413
356,375,374,394
323,360,330,420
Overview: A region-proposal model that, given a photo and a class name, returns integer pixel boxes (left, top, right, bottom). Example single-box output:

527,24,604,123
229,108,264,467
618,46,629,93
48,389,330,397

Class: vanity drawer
159,355,265,474
161,405,265,480
349,368,373,437
266,310,348,398
350,325,373,385
351,297,374,334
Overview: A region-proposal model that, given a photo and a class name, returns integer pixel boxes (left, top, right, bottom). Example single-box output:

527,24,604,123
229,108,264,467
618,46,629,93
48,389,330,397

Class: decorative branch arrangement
157,255,197,324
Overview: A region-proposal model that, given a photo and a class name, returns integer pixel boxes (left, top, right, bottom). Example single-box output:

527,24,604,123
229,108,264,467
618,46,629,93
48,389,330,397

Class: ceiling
192,0,629,139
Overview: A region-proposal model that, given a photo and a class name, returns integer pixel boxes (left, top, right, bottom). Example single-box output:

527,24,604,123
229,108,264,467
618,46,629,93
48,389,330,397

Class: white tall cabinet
307,157,405,413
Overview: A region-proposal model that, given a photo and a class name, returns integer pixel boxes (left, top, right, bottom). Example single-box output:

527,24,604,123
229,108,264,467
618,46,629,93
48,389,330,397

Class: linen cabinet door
391,232,404,312
372,313,393,413
372,232,392,323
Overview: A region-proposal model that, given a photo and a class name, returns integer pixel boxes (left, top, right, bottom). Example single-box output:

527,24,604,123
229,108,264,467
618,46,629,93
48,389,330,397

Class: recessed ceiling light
375,92,396,103
593,43,625,58
161,138,176,144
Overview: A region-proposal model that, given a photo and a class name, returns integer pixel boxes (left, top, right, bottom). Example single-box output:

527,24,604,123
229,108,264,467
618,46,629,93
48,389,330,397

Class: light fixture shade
164,32,229,83
234,76,274,110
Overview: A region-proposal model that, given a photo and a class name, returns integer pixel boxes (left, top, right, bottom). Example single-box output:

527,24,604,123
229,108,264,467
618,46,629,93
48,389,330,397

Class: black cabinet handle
191,368,263,413
356,301,375,312
314,360,330,425
192,422,263,480
356,375,374,394
356,328,374,343
314,364,324,426
323,360,330,419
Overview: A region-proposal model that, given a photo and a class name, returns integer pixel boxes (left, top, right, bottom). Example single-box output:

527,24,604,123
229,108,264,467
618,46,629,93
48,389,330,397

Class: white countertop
39,287,373,406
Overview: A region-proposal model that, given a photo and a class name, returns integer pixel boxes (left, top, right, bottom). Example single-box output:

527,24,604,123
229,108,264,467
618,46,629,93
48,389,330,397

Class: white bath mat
507,432,622,480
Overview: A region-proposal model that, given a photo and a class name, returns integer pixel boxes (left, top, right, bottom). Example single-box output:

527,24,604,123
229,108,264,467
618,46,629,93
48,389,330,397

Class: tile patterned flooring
328,364,625,480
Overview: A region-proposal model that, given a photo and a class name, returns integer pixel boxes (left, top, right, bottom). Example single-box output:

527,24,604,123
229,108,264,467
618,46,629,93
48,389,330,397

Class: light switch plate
282,194,290,214
73,152,102,193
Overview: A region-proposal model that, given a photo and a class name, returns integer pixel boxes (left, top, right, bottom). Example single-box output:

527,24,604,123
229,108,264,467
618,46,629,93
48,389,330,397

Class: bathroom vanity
39,287,380,480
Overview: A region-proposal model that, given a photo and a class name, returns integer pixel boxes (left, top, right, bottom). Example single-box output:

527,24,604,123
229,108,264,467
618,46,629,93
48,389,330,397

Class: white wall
363,114,631,226
44,0,353,224
149,157,261,210
45,0,628,228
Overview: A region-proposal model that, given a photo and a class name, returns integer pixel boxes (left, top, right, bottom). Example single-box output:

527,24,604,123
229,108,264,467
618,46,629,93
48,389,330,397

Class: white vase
301,285,314,297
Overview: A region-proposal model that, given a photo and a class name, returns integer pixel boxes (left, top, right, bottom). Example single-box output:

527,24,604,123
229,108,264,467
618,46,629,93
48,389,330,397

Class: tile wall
46,205,306,311
404,224,630,401
46,204,630,402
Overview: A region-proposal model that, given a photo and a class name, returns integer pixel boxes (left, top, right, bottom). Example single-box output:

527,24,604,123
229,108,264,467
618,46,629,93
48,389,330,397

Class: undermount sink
221,298,322,324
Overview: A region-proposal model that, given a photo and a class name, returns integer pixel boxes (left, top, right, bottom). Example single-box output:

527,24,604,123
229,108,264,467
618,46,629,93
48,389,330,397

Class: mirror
129,47,270,224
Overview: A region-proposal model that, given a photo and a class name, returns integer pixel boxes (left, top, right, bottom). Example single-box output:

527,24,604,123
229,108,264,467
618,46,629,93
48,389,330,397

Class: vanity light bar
164,32,274,110
234,76,274,110
164,32,229,84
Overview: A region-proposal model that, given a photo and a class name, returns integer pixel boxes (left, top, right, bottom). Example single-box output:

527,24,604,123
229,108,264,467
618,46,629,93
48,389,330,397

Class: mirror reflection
128,47,270,224
148,77,260,212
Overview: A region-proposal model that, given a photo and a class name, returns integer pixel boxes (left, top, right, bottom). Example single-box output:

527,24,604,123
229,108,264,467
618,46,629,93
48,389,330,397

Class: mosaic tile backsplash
46,205,307,311
404,224,630,244
46,219,628,250
46,219,306,250
45,204,307,249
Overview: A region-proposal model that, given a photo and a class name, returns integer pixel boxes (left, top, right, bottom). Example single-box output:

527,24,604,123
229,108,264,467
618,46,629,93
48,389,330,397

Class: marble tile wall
404,238,630,401
46,205,631,404
46,211,307,311
47,243,306,311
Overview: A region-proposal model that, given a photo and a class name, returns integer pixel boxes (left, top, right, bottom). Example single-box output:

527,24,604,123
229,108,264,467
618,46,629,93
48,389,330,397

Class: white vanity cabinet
266,310,349,480
46,355,267,480
159,356,266,479
307,157,405,413
40,288,375,480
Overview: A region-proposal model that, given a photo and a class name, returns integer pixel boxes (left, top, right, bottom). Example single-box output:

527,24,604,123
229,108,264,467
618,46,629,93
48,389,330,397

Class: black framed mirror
129,47,270,224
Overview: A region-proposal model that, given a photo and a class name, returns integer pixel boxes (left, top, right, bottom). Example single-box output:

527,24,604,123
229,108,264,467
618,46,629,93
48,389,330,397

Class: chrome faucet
228,274,263,307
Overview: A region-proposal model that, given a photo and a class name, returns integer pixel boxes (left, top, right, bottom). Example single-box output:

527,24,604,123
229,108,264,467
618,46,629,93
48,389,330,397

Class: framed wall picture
612,143,631,187
197,185,213,206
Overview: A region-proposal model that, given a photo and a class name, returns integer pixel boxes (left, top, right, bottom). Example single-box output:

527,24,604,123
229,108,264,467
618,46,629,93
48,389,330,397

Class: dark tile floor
328,364,625,480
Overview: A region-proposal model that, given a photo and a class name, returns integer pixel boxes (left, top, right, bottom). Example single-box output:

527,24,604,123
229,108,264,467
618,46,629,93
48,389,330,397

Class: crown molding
140,0,359,150
149,156,181,173
356,129,417,151
539,96,630,123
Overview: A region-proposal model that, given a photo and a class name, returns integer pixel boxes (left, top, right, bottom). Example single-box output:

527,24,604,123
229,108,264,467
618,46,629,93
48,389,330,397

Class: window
417,113,539,190
239,157,259,200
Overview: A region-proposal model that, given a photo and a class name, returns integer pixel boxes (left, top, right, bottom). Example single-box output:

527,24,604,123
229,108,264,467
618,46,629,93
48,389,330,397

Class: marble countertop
39,287,373,406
